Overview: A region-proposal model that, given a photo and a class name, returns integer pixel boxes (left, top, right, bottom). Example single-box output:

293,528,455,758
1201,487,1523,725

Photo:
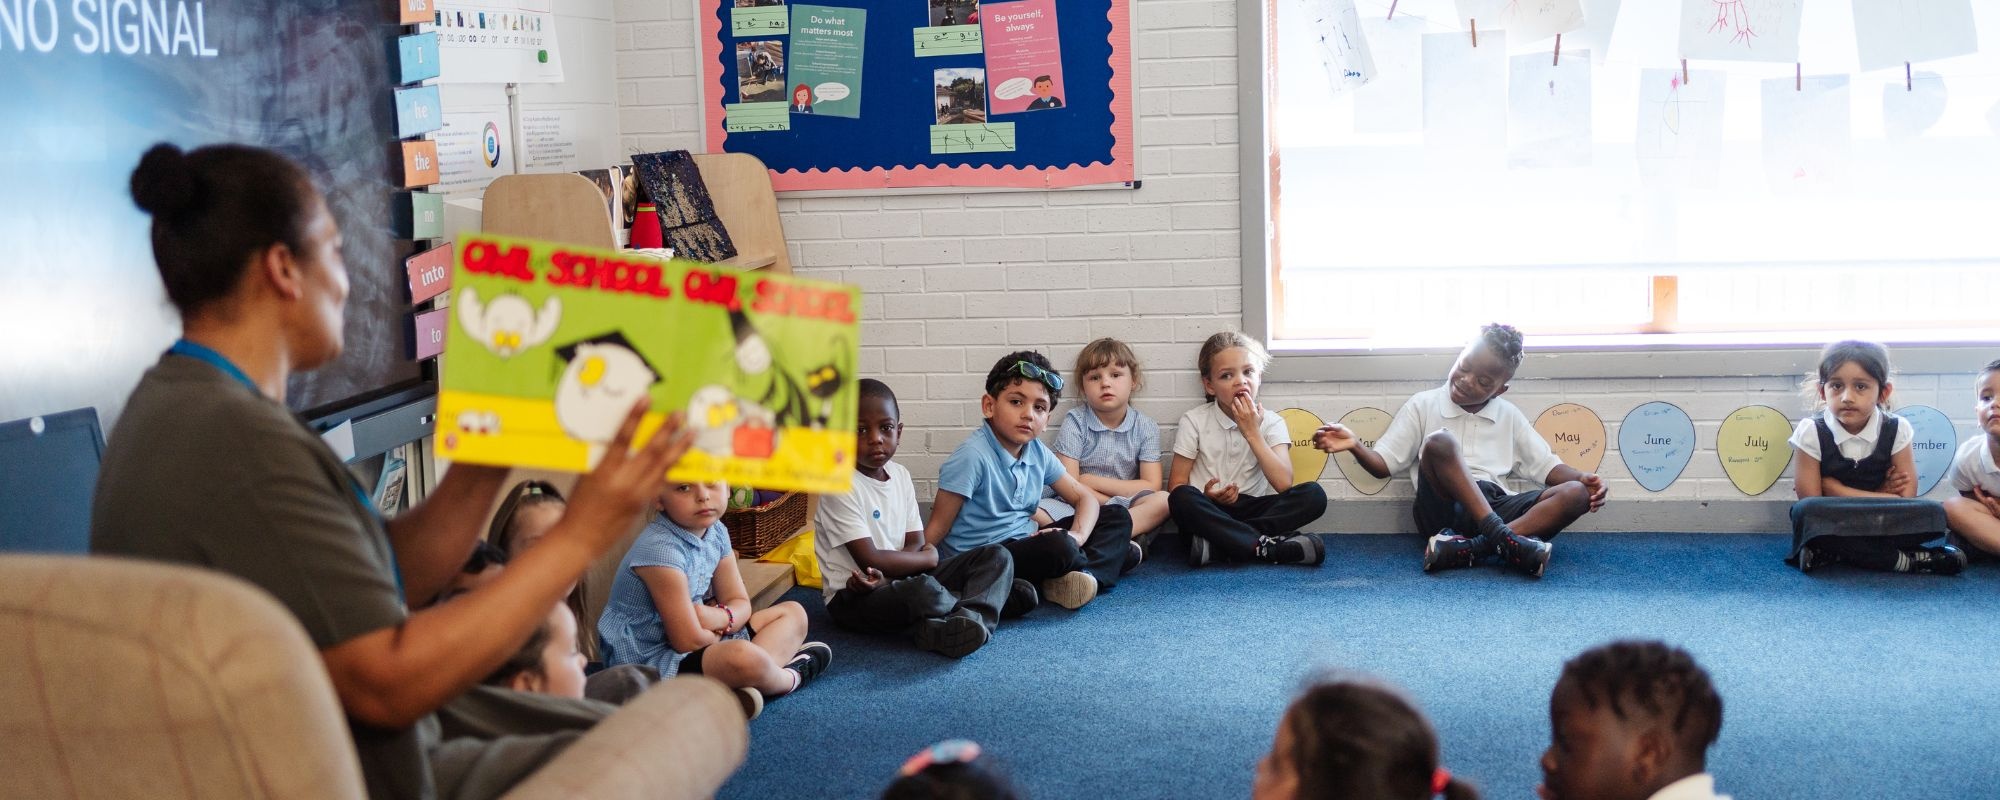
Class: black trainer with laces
786,641,833,689
1906,544,1968,576
913,611,990,658
1496,532,1553,578
1255,534,1324,566
1422,530,1478,573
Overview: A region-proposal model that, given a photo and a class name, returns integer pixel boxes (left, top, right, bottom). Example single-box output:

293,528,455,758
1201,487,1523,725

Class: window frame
1236,0,1996,383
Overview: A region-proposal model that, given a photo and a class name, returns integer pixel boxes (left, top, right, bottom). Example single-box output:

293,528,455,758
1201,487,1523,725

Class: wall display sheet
0,0,420,426
698,0,1135,191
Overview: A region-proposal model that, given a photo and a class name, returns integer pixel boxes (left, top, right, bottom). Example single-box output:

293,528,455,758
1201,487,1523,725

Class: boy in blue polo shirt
923,351,1136,610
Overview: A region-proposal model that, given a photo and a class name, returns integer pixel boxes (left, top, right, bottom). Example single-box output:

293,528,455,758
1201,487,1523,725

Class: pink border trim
700,0,1134,191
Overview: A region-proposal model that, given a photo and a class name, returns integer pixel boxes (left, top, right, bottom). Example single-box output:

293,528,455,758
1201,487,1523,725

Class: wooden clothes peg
1795,62,1801,91
1906,62,1913,91
1682,58,1689,84
1470,19,1478,48
1387,0,1398,20
1553,34,1561,66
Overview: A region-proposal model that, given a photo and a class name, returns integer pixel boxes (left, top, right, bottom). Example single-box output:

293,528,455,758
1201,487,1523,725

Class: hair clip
1431,767,1451,796
898,739,981,777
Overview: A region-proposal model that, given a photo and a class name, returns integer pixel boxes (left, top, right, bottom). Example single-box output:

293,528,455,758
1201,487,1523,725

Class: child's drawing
1352,14,1426,133
1422,30,1508,148
1454,0,1583,44
1301,0,1375,95
1882,73,1946,142
1678,0,1800,63
1635,68,1724,189
1761,75,1850,194
1507,50,1591,169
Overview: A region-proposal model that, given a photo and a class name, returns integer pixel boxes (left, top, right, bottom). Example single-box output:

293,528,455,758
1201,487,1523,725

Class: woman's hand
552,399,694,554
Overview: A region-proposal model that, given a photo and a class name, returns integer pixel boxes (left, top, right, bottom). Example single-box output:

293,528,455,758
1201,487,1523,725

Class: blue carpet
720,533,2000,799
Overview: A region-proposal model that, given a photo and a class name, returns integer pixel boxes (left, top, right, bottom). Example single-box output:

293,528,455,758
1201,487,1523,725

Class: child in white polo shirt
1945,358,2000,560
1315,323,1604,577
1168,331,1328,567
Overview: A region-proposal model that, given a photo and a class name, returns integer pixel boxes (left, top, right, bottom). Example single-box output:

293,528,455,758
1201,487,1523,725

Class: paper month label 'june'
435,233,861,494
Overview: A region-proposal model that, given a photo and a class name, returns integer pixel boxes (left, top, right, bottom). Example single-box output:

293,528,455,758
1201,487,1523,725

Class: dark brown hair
1559,641,1723,757
1282,677,1480,800
129,142,320,316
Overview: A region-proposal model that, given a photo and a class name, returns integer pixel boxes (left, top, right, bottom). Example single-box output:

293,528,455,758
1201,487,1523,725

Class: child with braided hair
1540,641,1729,800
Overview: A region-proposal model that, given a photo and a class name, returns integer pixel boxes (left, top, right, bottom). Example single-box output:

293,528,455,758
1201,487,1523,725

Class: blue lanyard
167,339,406,603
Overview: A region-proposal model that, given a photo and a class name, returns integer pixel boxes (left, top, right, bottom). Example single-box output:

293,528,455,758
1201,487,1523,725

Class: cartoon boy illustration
1026,75,1062,110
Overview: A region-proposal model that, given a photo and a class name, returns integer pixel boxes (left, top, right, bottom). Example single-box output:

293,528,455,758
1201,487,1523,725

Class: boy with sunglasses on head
925,351,1136,610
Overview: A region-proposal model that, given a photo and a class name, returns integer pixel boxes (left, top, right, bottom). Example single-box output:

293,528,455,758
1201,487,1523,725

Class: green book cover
436,233,860,494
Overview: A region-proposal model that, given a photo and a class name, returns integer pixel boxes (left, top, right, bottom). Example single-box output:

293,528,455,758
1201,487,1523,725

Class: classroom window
1260,0,2000,354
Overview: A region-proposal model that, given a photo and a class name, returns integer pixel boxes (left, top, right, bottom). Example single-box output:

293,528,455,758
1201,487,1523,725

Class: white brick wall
613,1,1988,531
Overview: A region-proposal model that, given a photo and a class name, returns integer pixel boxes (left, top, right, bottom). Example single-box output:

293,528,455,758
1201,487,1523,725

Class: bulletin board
698,0,1135,192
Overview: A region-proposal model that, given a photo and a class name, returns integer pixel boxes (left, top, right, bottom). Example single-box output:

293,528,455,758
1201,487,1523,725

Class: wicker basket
724,491,809,558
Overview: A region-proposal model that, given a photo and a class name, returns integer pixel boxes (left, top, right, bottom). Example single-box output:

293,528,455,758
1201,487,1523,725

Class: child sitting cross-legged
1315,323,1604,577
1036,338,1172,554
1945,358,2000,560
1540,641,1730,800
814,379,1032,658
597,478,831,719
927,351,1135,611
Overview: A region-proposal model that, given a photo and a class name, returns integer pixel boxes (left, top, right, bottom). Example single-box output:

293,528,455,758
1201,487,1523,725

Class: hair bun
130,143,198,216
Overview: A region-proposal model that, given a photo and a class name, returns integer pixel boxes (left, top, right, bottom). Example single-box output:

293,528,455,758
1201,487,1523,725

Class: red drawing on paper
1707,0,1756,46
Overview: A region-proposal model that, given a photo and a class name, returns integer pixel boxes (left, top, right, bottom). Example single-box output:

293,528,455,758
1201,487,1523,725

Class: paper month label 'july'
436,233,861,494
1717,405,1793,496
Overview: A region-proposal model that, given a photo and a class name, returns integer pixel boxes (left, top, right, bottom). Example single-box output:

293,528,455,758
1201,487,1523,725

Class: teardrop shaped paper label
1899,405,1958,496
1618,402,1695,493
1717,405,1794,496
1333,406,1394,496
1533,402,1606,475
1278,408,1331,485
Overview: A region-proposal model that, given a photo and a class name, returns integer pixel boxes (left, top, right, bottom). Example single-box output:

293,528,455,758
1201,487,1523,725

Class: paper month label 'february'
436,233,861,494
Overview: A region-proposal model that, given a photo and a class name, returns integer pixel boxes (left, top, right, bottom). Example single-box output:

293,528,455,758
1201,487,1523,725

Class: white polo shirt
1373,386,1566,490
1646,774,1730,800
1949,436,2000,495
1786,406,1912,463
812,461,924,602
1172,402,1291,497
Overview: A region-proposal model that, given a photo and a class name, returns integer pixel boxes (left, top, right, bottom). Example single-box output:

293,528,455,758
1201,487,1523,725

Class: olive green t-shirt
91,353,435,800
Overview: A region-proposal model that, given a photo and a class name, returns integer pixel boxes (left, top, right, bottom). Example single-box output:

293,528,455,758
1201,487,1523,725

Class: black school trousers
1000,504,1133,589
826,543,1014,635
1169,482,1328,561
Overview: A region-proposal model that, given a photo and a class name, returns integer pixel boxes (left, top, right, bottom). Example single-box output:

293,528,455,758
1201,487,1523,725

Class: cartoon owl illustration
458,288,561,358
553,331,661,465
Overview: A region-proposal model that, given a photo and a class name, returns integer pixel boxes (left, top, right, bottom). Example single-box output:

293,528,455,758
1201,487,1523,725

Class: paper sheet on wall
1883,72,1946,142
1678,0,1801,63
1302,0,1375,95
517,109,584,172
1508,50,1592,169
432,1,564,83
983,0,1067,116
1716,405,1792,496
1635,68,1724,189
790,5,867,118
1352,14,1425,133
1619,402,1696,493
1851,0,1977,73
1533,403,1607,474
1422,31,1507,148
435,107,514,196
1900,405,1958,496
1574,0,1621,63
1454,0,1583,45
1761,75,1849,194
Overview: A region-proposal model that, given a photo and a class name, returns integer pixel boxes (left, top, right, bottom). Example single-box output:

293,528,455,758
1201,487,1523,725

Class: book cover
435,232,860,494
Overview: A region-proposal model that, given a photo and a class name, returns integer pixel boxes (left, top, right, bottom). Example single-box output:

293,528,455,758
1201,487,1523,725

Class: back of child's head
1276,676,1479,800
1074,337,1142,390
485,614,553,687
985,350,1061,406
860,377,901,417
1558,641,1723,760
881,740,1022,800
490,479,567,554
1473,323,1524,368
1196,331,1271,402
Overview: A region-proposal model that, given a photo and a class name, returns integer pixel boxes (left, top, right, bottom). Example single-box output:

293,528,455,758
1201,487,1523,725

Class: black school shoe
1254,534,1325,566
1903,545,1968,576
786,642,833,689
1496,532,1552,578
1002,578,1038,618
1121,540,1145,574
913,611,990,659
1188,534,1215,568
